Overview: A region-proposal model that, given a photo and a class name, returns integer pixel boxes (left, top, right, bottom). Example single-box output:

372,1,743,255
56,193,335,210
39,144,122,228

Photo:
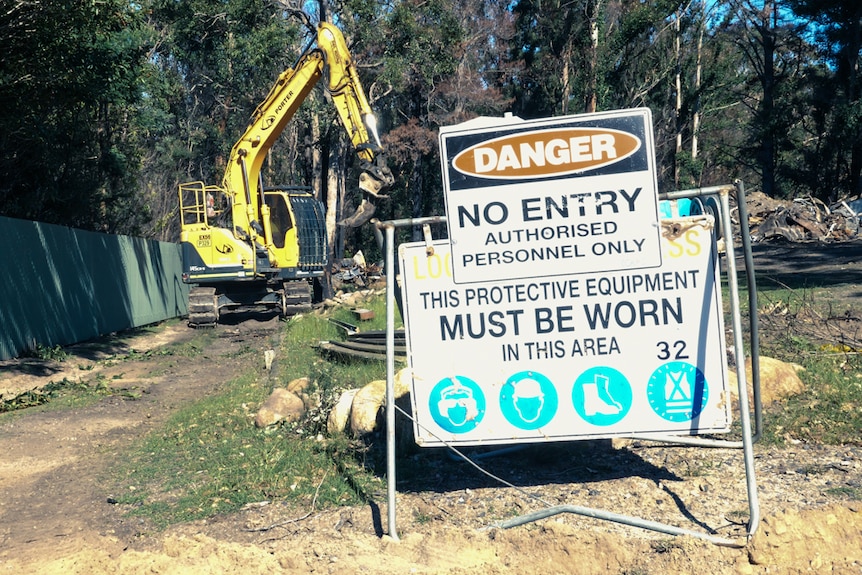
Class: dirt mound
10,505,862,574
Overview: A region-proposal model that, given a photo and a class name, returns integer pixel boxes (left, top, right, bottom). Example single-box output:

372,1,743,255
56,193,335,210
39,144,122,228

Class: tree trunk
311,113,333,299
674,13,682,189
584,0,601,114
759,1,776,197
847,9,862,198
410,154,423,241
692,2,704,163
561,47,572,115
327,139,345,262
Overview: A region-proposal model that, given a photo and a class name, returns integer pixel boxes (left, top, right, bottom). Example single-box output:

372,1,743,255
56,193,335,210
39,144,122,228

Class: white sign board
439,109,663,284
400,217,730,446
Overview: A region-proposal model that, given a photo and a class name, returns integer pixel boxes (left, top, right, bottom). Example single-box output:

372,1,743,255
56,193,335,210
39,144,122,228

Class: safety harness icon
428,376,486,433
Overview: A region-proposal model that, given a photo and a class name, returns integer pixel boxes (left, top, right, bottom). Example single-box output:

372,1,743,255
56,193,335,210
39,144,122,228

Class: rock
286,376,314,409
264,349,275,371
349,380,387,436
348,368,412,436
393,368,412,397
254,388,306,428
327,388,359,434
729,355,805,408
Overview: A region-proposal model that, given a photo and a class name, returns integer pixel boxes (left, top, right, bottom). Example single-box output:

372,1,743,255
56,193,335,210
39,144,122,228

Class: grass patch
114,369,380,529
762,352,862,445
824,486,862,501
111,303,396,530
728,282,862,446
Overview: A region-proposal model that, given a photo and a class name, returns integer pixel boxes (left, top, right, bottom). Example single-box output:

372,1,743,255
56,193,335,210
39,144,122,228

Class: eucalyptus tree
786,0,862,200
0,0,149,233
333,0,514,249
506,0,734,192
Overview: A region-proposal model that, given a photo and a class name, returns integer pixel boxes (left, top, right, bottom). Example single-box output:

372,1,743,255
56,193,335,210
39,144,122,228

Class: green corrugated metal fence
0,216,188,360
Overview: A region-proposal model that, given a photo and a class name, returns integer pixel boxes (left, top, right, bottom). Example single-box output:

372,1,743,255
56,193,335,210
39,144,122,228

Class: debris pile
745,191,861,243
331,250,382,289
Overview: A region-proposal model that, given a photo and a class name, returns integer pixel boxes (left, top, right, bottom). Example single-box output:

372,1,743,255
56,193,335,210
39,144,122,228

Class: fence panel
0,216,187,360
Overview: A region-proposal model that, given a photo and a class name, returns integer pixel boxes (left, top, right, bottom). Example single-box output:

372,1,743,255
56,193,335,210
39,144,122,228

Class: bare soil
1,241,862,575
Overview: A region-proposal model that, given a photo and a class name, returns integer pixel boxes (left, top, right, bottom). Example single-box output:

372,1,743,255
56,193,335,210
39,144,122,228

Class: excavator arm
221,21,393,242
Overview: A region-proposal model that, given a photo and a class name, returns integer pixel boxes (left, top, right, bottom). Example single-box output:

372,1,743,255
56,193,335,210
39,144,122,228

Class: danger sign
439,109,663,284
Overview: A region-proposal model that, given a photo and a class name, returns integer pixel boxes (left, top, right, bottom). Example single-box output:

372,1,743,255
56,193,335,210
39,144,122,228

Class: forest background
1,0,860,265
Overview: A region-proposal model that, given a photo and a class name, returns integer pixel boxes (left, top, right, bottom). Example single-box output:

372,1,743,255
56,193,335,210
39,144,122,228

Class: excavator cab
263,187,327,272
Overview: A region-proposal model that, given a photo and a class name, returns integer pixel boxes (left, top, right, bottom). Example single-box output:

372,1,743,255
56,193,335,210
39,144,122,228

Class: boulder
327,388,359,434
349,379,387,436
286,376,314,409
264,349,275,371
254,388,306,428
728,355,805,408
347,368,412,436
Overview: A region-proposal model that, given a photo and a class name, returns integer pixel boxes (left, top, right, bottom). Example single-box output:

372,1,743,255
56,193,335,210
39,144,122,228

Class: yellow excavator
178,19,393,326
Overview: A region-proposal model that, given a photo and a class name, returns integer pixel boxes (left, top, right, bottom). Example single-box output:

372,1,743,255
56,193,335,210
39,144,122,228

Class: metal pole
659,184,735,201
384,224,399,541
734,180,763,441
720,183,761,539
490,505,741,547
378,215,447,542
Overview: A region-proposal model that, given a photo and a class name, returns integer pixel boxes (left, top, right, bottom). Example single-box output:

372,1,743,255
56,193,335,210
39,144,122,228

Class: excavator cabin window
265,193,294,249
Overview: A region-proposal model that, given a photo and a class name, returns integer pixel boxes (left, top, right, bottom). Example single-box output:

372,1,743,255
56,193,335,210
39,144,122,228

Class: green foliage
0,376,116,413
0,0,150,233
139,0,305,241
24,343,69,362
738,283,862,447
762,352,862,446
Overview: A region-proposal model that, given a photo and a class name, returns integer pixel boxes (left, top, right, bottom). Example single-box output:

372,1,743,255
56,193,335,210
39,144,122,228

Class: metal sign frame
375,181,761,546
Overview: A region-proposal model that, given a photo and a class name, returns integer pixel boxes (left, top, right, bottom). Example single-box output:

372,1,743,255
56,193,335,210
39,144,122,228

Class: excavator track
188,286,219,327
281,281,313,317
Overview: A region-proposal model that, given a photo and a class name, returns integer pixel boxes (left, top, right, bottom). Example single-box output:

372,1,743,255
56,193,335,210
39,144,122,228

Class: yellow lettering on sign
412,253,452,280
666,228,702,258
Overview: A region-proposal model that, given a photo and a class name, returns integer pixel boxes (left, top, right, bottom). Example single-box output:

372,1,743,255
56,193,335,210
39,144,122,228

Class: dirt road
1,244,862,574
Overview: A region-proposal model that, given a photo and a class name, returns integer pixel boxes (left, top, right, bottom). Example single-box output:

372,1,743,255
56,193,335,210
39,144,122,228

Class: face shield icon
437,380,479,427
511,377,545,424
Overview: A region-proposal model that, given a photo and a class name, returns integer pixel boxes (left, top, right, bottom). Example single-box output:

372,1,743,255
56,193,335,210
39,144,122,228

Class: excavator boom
223,21,392,243
178,19,392,327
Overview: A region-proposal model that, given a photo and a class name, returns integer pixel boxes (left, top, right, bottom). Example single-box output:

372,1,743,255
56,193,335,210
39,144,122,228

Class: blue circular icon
499,371,558,430
647,362,708,422
571,367,632,426
428,376,486,433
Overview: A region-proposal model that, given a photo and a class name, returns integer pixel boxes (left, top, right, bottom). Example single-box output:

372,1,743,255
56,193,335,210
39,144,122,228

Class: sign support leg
384,223,399,541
